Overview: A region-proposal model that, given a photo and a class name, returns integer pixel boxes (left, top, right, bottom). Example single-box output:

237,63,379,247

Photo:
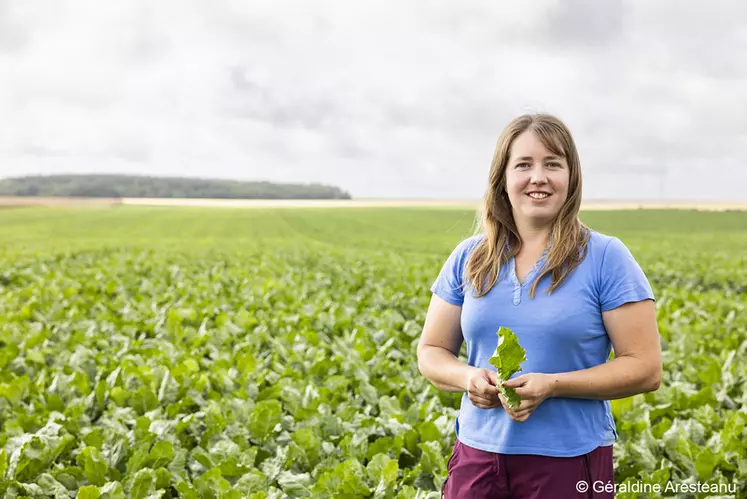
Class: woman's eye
517,163,530,168
547,162,562,168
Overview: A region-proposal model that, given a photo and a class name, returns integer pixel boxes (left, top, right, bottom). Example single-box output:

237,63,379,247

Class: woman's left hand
499,373,555,423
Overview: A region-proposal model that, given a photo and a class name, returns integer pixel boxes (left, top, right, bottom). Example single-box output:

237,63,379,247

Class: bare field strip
0,196,745,211
0,196,121,207
123,198,747,211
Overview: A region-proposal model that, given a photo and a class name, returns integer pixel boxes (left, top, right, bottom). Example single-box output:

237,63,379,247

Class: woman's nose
531,169,547,184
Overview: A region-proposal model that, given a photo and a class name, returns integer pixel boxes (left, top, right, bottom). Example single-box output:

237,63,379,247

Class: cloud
0,0,745,200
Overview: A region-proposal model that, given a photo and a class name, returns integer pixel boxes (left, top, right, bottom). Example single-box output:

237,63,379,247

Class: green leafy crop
488,327,527,409
0,207,746,498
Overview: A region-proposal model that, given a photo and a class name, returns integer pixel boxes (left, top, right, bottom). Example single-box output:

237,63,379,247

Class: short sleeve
598,237,655,312
430,237,479,306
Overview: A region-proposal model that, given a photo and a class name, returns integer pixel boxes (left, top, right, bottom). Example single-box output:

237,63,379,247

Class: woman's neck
514,218,552,251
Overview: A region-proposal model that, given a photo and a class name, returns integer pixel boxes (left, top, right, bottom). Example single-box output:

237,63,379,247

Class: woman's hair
465,113,590,299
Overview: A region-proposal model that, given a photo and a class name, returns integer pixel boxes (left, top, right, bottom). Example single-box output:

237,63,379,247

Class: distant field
0,196,121,207
0,206,745,497
120,198,747,212
1,205,746,254
1,195,746,211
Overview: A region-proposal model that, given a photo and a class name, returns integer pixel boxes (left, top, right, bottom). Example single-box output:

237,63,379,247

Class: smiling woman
416,114,662,499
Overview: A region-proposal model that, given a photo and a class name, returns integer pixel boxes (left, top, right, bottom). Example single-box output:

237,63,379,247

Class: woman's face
505,130,570,226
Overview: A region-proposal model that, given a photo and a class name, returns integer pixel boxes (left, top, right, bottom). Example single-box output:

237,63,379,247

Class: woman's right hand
465,368,504,409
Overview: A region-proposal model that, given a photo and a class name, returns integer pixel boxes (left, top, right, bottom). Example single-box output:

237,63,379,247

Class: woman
417,114,662,499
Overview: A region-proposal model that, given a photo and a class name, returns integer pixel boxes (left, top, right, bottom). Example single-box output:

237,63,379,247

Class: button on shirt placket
508,250,549,306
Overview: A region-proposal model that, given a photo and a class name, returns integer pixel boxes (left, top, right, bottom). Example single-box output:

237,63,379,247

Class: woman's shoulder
584,229,643,272
439,234,486,276
585,229,626,256
445,233,485,259
584,230,654,307
459,233,486,251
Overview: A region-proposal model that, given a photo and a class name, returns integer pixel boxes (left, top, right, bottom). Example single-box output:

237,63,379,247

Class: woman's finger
498,393,508,408
470,396,501,408
514,403,536,414
475,401,501,409
470,393,498,404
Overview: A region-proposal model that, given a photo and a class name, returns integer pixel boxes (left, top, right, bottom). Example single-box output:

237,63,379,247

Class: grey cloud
108,142,150,163
544,0,625,48
0,0,745,201
13,142,149,163
229,86,337,132
0,0,27,52
17,145,73,157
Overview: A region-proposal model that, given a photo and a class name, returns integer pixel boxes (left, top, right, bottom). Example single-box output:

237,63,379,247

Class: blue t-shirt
430,229,655,457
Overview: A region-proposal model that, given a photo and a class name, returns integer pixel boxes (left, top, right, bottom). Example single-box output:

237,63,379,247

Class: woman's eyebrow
515,155,563,161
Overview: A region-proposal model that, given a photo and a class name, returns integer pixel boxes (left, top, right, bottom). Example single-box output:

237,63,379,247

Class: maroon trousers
442,438,614,499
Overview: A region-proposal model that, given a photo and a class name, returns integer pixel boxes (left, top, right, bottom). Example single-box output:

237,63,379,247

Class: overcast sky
1,1,746,200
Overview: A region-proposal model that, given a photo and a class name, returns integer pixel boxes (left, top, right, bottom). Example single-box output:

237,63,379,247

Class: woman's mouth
527,192,551,200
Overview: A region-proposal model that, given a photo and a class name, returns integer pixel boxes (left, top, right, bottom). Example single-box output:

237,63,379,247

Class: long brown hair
465,113,590,299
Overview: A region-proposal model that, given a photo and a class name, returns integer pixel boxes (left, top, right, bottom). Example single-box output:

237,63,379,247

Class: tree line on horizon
0,174,352,200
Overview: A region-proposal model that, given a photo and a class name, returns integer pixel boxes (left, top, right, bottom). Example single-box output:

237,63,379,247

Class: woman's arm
417,294,505,409
549,299,662,399
416,294,470,392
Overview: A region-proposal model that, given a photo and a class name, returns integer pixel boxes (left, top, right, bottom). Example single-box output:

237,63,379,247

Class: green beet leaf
76,447,108,487
488,326,527,409
248,400,283,444
77,485,102,499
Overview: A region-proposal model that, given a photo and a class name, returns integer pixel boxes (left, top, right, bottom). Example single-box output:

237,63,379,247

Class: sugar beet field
0,206,746,499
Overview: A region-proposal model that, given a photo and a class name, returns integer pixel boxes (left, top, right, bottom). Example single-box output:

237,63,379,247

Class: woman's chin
516,206,560,223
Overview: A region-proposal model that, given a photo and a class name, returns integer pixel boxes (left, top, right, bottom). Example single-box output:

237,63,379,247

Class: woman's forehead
509,131,565,158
